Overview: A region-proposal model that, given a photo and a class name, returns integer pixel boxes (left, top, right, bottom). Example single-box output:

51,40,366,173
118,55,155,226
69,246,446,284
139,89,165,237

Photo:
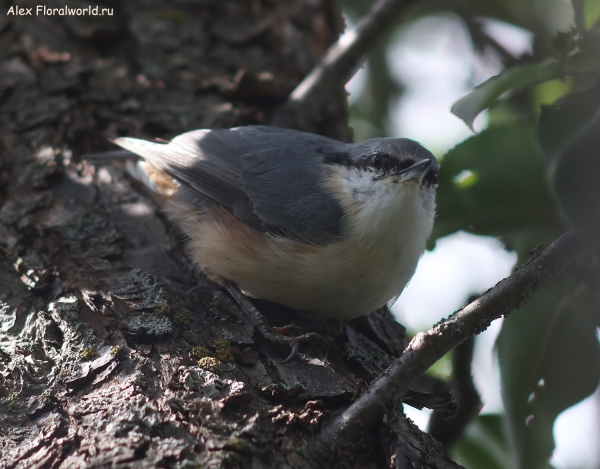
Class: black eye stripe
367,152,389,170
323,148,427,175
367,153,416,173
370,154,383,168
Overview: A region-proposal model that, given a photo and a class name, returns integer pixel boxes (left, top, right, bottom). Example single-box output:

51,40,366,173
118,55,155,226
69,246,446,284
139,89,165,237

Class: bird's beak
396,159,432,184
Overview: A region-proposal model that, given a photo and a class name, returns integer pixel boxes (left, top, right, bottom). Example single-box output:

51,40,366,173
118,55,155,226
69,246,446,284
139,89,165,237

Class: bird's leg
223,281,323,363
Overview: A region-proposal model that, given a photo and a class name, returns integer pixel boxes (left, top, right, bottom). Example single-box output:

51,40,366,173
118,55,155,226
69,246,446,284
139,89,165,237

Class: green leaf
452,415,513,469
451,59,599,129
584,0,600,29
433,125,563,254
496,283,600,469
532,79,572,112
451,62,567,129
537,84,600,257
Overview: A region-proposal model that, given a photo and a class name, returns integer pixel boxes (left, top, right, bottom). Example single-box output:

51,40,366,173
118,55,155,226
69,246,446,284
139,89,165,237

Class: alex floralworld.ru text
7,5,113,16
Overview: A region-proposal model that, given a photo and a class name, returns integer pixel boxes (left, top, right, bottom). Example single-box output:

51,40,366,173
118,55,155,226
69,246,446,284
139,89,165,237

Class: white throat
320,165,436,314
330,166,436,241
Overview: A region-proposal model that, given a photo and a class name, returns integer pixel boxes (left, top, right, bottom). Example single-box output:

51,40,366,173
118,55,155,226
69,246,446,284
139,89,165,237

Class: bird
86,125,437,354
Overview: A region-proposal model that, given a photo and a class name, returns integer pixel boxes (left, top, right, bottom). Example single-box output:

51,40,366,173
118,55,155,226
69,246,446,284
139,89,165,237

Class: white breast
310,166,436,318
178,166,436,319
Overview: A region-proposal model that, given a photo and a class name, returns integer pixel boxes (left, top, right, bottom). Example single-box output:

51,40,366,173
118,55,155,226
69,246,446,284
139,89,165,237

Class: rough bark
0,0,457,468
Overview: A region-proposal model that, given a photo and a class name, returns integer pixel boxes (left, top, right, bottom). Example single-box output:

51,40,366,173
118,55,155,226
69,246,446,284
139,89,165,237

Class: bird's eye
369,154,383,169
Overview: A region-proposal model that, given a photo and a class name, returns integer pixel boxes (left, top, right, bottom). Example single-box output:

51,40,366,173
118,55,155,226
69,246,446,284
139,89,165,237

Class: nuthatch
89,126,438,320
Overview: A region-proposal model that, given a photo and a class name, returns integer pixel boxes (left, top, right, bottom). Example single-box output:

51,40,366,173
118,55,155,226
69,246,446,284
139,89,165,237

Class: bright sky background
345,11,600,469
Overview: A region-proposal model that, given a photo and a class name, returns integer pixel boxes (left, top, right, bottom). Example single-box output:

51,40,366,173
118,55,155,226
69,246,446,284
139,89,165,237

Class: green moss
214,338,234,363
197,356,221,372
213,338,229,349
80,347,99,360
154,304,173,316
172,311,190,325
155,304,190,326
2,392,19,409
191,346,211,359
215,348,234,363
110,345,124,357
223,437,255,453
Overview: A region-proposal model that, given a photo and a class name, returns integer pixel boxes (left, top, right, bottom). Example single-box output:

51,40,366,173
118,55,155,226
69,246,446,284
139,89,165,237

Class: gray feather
235,127,346,242
112,126,347,244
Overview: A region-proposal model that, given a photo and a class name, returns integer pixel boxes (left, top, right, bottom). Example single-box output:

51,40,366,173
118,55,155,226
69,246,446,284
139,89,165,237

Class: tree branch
271,0,419,130
312,229,587,462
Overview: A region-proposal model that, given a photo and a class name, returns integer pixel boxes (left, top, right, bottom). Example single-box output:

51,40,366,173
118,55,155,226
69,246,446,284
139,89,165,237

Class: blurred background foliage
340,0,600,468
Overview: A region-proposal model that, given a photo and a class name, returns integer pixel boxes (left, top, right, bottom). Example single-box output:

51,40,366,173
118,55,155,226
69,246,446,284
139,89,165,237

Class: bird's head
323,137,437,198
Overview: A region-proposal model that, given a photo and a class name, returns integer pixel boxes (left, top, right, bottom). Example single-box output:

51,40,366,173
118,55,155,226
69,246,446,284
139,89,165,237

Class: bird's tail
82,145,178,197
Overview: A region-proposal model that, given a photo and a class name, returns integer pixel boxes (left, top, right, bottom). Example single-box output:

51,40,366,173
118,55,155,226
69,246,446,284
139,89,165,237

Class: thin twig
271,0,419,130
312,229,587,463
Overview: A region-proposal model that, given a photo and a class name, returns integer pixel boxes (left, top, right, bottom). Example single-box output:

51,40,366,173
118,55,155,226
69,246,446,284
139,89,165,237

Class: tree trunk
0,0,460,467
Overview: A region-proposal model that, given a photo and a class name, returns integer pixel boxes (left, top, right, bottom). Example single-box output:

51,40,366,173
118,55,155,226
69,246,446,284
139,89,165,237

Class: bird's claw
281,342,299,364
261,331,325,363
222,281,326,363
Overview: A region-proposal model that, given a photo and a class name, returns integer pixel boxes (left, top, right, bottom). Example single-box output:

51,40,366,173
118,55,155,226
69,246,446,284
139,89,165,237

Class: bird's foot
223,281,325,363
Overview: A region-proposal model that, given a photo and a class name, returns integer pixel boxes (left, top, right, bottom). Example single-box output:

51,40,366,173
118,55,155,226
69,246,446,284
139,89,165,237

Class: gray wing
112,126,346,244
